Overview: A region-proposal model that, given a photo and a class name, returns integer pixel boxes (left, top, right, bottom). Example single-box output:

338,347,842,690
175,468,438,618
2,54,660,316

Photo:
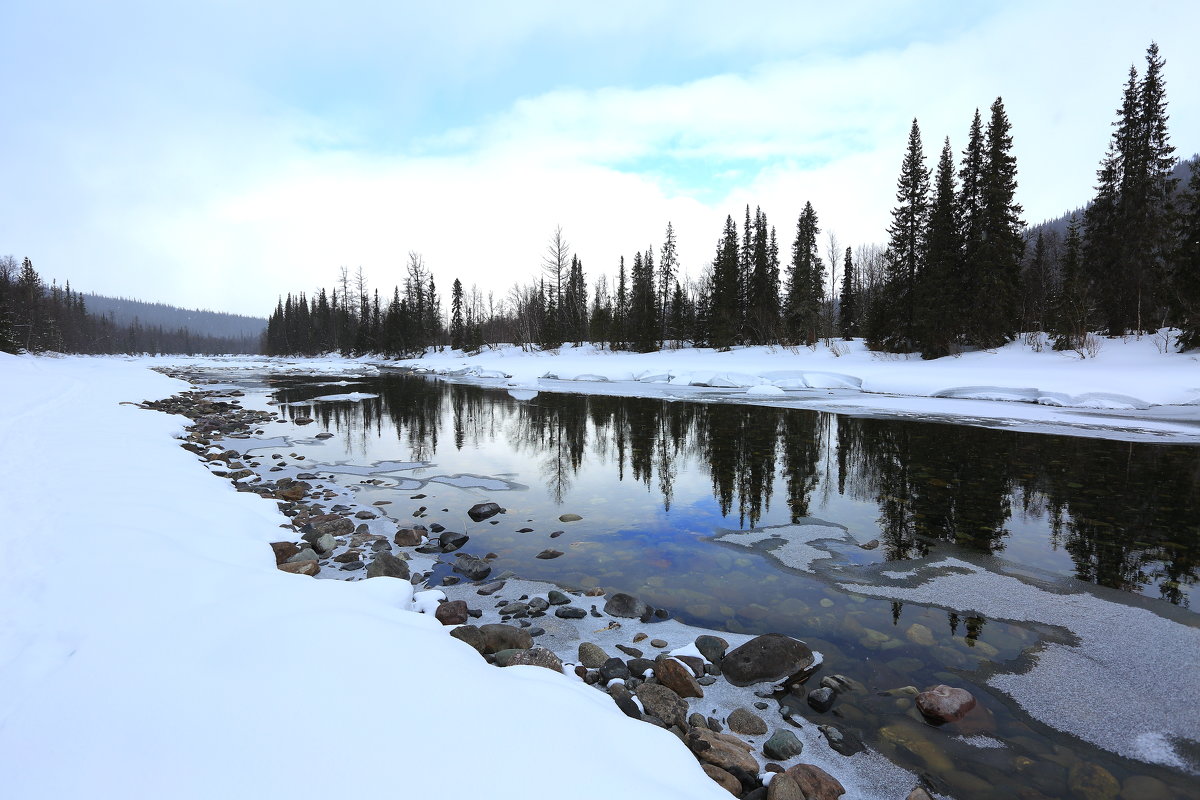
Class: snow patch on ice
714,524,851,572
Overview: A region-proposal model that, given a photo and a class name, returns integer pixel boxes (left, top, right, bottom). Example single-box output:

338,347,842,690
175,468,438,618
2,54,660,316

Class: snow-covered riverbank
0,353,731,799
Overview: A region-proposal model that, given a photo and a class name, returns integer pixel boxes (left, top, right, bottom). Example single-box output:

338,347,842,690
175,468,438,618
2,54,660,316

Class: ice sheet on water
320,460,427,475
428,474,523,491
840,558,1200,772
302,392,380,403
713,523,851,572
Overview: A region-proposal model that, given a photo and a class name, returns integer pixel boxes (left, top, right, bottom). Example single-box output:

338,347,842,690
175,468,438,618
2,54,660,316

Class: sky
1,0,1197,318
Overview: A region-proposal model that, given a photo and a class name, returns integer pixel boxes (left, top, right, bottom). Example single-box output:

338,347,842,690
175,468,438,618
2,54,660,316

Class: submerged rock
535,549,563,559
915,684,976,723
452,554,492,581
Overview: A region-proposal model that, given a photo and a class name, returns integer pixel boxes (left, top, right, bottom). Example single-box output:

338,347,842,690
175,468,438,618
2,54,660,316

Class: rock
635,682,688,729
467,502,502,522
286,547,320,564
650,638,668,648
452,554,492,581
535,549,563,559
905,623,936,647
695,634,730,664
627,657,655,677
578,642,609,669
312,533,337,554
604,592,651,619
654,656,704,698
615,644,643,658
727,708,769,736
306,514,354,537
915,684,977,723
685,727,759,775
527,597,549,613
676,655,706,677
438,531,469,552
476,580,506,596
434,600,469,626
722,634,816,687
479,623,532,653
807,687,836,713
499,602,530,617
365,552,410,580
355,510,377,520
270,541,300,564
505,647,563,672
607,683,642,718
555,606,586,619
558,513,582,522
702,764,742,796
547,590,572,605
859,538,880,550
394,528,423,547
598,657,632,683
278,559,319,576
449,625,485,653
817,725,864,757
1068,763,1120,800
333,550,363,563
905,788,934,800
783,764,845,800
763,729,804,761
767,773,806,800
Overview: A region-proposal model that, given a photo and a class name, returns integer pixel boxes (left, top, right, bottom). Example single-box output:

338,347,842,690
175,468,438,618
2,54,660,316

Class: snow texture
0,353,732,800
841,558,1200,772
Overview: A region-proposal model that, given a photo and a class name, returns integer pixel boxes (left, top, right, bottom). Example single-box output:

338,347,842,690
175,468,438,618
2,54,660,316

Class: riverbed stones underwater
142,369,1185,800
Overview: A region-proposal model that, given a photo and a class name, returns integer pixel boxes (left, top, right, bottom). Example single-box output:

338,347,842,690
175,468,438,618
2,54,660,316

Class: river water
209,367,1200,799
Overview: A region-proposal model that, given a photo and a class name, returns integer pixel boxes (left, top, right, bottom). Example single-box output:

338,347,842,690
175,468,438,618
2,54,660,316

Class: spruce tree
710,215,741,349
785,202,824,345
1051,214,1090,351
838,246,855,340
917,136,962,357
747,207,779,343
878,119,930,351
1174,159,1200,350
968,97,1024,348
658,222,678,346
450,278,465,350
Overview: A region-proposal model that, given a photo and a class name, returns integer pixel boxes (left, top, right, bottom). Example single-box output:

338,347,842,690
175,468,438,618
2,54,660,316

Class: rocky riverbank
136,372,1064,800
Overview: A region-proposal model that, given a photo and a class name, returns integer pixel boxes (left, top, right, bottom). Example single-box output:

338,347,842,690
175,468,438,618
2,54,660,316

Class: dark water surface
231,370,1199,799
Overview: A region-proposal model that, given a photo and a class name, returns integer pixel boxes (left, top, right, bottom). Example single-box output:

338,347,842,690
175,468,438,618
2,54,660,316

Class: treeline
81,293,266,340
262,42,1198,357
0,256,262,355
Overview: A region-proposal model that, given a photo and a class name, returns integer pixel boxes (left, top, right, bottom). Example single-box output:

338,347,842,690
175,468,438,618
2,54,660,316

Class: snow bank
393,336,1200,441
0,353,729,800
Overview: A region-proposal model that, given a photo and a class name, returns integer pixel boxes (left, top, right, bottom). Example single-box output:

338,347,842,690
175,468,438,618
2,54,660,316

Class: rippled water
213,369,1200,799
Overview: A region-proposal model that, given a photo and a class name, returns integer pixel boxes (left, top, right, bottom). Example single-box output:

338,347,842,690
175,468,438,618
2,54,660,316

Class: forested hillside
81,294,266,340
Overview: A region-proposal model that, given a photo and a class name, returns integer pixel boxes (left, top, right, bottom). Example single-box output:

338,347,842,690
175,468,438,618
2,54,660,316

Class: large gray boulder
721,634,816,687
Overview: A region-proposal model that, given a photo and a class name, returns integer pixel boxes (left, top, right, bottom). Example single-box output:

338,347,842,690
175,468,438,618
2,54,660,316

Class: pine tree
1174,159,1200,350
967,97,1024,348
917,136,962,357
709,215,741,349
784,202,824,345
838,246,855,340
629,249,658,352
450,278,465,350
658,223,678,346
1051,214,1090,351
747,207,779,343
614,256,628,350
876,119,930,351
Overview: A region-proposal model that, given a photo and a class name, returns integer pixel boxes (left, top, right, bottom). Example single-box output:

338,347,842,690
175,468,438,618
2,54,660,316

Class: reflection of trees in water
286,374,1199,604
838,416,1200,605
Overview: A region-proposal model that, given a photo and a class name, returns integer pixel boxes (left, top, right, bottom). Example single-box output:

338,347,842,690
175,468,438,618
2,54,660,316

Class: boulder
479,623,532,653
763,729,804,761
394,528,423,547
578,642,609,669
783,764,845,800
685,727,759,775
365,552,410,580
312,533,337,554
654,656,704,698
635,683,688,730
452,554,492,581
434,600,469,626
558,513,582,522
721,634,816,687
767,774,806,800
607,683,642,719
807,687,836,713
604,592,651,619
554,606,586,619
278,559,319,576
915,684,977,723
702,764,742,796
438,531,469,552
449,625,485,653
270,541,300,564
467,502,502,522
535,549,563,559
695,634,730,664
286,547,320,564
727,707,769,736
505,647,564,672
547,590,572,605
598,657,631,683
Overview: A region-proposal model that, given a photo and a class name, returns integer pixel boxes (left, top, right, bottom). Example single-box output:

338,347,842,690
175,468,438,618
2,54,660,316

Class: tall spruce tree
838,246,855,340
917,136,962,357
785,202,824,345
747,206,780,343
1174,158,1200,350
876,119,930,351
1051,214,1090,350
658,222,678,346
967,97,1024,348
710,215,741,349
450,278,465,350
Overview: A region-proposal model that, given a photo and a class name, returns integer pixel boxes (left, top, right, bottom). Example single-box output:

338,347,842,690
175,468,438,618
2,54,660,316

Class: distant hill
82,294,267,340
1026,154,1196,240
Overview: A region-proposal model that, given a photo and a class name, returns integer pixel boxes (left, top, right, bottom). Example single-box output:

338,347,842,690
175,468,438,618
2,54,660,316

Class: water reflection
272,373,1200,607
